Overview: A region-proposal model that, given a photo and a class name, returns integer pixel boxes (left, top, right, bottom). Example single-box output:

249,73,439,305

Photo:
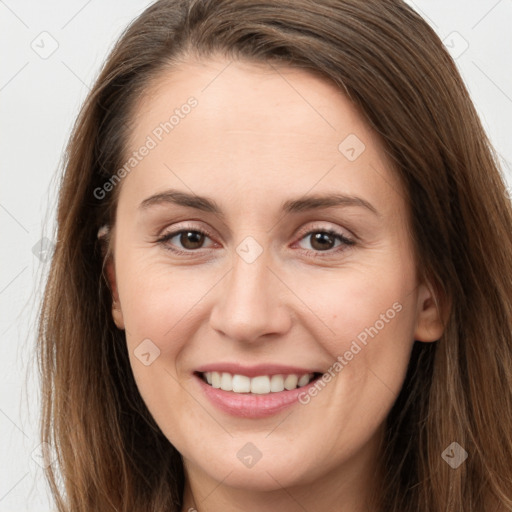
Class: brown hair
37,0,512,510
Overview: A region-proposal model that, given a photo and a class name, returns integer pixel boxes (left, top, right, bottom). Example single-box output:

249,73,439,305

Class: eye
156,225,216,255
294,227,355,256
155,223,355,257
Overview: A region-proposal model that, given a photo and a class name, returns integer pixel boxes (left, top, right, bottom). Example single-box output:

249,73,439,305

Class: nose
209,245,292,344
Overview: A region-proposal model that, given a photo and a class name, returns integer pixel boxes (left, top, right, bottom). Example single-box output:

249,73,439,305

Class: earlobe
105,256,125,330
413,282,447,343
112,301,125,331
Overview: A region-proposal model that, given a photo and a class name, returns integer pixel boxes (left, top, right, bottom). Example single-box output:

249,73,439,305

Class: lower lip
194,373,320,418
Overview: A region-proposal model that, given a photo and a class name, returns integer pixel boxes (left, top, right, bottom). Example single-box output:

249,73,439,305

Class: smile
199,371,321,394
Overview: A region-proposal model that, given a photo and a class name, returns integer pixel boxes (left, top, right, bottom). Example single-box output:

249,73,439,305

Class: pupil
181,231,204,249
312,232,333,251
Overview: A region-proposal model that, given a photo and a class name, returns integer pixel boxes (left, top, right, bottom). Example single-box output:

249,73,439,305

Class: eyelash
155,223,355,258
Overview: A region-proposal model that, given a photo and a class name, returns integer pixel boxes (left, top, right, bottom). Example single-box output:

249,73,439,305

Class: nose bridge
209,235,291,343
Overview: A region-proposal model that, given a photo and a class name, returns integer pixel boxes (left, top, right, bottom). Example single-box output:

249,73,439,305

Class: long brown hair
37,0,512,510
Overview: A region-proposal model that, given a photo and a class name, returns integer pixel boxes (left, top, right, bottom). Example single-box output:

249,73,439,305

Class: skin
104,55,445,512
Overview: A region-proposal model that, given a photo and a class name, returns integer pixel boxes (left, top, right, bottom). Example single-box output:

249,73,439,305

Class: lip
194,371,322,418
194,362,321,378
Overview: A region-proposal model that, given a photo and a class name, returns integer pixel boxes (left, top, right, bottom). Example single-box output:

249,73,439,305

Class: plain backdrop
1,1,511,510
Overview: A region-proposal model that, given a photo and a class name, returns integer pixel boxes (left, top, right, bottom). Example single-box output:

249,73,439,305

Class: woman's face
106,56,443,502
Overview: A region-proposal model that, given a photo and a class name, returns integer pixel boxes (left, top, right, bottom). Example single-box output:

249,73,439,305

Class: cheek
117,259,216,400
306,265,414,352
298,262,417,422
118,270,201,440
118,253,215,339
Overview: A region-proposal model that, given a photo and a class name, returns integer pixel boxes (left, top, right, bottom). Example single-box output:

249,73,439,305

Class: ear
413,281,447,342
105,255,125,330
98,225,125,331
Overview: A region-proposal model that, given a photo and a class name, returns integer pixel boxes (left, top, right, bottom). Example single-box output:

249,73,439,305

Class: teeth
270,374,285,392
251,376,270,394
232,374,251,393
220,372,233,391
203,371,315,394
211,371,221,388
284,374,298,390
298,374,310,387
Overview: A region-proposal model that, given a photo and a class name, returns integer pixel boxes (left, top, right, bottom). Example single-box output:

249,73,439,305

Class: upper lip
195,363,321,378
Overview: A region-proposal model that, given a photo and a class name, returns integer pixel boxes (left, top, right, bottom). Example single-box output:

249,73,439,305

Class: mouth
193,364,326,418
195,371,323,395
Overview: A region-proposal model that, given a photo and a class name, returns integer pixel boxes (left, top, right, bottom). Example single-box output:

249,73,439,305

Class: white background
1,1,511,510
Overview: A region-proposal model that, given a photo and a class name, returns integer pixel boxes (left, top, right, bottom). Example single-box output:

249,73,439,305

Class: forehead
131,56,367,148
118,55,405,222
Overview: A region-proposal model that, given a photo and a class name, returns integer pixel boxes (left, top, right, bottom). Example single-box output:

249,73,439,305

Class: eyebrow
138,189,379,217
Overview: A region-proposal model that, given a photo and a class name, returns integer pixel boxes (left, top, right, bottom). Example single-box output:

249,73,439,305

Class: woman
37,0,512,510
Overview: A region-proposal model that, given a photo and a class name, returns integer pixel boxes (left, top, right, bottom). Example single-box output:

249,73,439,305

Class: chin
187,444,321,492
